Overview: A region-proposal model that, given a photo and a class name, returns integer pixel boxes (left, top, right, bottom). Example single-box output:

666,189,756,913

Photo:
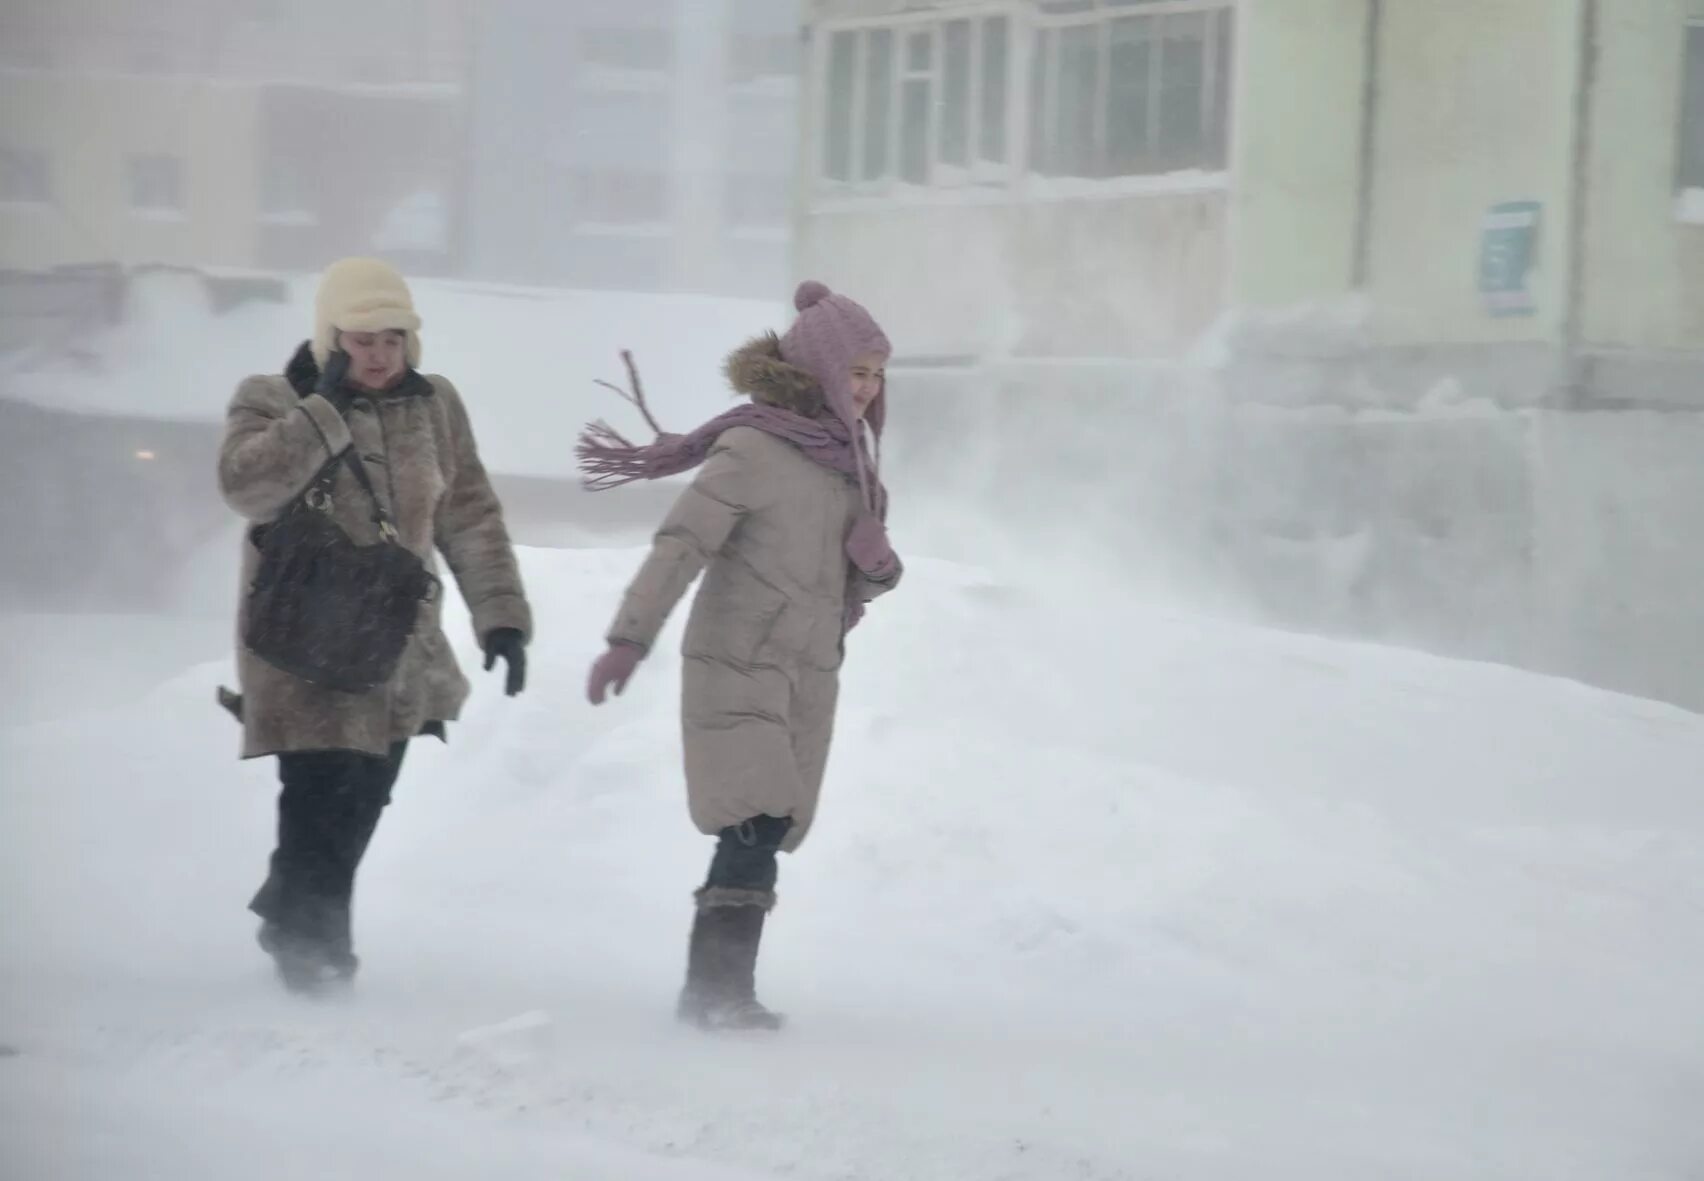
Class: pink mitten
587,641,643,705
845,514,899,581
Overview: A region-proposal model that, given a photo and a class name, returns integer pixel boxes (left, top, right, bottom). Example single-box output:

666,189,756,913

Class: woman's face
338,329,408,391
848,352,887,419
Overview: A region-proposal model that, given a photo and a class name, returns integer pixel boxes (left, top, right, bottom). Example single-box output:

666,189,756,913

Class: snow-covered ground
3,542,1702,1179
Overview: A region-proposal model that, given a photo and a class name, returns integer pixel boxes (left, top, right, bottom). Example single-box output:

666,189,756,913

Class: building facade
0,0,807,296
793,0,1704,714
462,0,802,297
797,0,1704,398
0,0,471,277
798,0,1234,363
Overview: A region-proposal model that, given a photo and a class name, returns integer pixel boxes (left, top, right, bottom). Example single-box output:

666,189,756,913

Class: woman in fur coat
218,257,531,991
581,280,902,1031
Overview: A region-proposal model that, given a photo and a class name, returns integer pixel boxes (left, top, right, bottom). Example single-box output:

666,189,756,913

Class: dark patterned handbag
243,449,439,693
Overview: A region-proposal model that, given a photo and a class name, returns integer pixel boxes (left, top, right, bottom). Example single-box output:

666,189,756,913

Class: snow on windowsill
570,221,674,240
728,225,788,244
728,75,798,100
0,65,461,98
256,210,318,228
1675,187,1704,225
575,65,670,94
1020,169,1229,201
810,168,1229,214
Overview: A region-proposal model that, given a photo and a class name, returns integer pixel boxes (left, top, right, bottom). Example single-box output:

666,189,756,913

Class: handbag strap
304,446,399,542
338,448,400,541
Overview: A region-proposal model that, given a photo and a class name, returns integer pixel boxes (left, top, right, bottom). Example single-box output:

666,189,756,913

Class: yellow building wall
1228,0,1370,309
0,74,261,271
1362,0,1580,346
1580,0,1704,349
800,192,1228,361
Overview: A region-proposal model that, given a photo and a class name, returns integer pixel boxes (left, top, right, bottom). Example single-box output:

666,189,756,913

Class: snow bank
2,545,1700,1179
3,269,786,480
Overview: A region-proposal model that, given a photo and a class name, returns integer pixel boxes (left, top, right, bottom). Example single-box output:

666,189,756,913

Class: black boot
256,920,352,993
677,891,785,1032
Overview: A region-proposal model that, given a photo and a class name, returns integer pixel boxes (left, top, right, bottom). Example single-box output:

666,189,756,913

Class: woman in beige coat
582,281,902,1031
219,257,530,991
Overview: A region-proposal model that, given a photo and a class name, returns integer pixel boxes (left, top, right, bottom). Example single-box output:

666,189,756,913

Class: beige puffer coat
606,336,900,851
219,344,531,759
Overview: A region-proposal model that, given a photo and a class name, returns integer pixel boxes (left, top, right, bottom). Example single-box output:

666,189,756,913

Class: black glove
314,348,355,415
482,627,527,697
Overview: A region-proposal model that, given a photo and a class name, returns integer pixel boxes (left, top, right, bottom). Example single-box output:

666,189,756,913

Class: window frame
256,154,318,227
0,145,52,206
1029,0,1232,181
1676,18,1704,223
811,0,1231,201
564,167,671,232
125,152,187,220
815,4,1019,195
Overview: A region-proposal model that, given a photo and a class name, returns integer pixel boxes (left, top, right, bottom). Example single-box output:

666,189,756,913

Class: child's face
848,352,887,419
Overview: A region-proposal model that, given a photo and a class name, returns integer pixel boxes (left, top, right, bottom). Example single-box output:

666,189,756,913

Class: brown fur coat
219,343,530,758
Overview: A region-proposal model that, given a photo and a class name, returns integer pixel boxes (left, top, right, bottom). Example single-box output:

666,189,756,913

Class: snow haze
4,3,1703,1180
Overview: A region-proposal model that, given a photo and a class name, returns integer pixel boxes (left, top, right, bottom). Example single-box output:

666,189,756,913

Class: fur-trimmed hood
723,333,827,417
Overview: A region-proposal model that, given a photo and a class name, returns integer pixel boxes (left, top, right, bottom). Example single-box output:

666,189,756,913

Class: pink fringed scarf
576,353,886,514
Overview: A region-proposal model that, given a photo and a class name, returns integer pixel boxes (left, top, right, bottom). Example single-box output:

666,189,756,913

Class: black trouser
702,814,792,896
249,742,407,954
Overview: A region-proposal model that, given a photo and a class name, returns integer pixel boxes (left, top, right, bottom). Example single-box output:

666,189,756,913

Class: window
257,154,316,225
819,14,1012,189
580,26,673,72
570,91,671,167
0,147,50,204
731,33,798,84
1030,1,1232,179
127,153,184,216
824,30,857,182
898,30,932,183
568,169,668,225
727,173,790,228
1678,24,1704,192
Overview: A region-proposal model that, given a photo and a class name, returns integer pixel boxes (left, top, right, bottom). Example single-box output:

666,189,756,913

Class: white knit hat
311,256,423,368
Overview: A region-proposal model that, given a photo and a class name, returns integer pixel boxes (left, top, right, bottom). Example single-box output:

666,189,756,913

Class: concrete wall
801,191,1228,361
1529,410,1704,707
0,75,261,271
892,359,1704,714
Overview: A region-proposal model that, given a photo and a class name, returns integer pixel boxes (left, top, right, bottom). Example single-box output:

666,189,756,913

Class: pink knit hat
778,280,891,507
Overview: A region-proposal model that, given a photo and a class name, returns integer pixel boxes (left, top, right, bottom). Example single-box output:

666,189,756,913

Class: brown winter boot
676,889,785,1032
